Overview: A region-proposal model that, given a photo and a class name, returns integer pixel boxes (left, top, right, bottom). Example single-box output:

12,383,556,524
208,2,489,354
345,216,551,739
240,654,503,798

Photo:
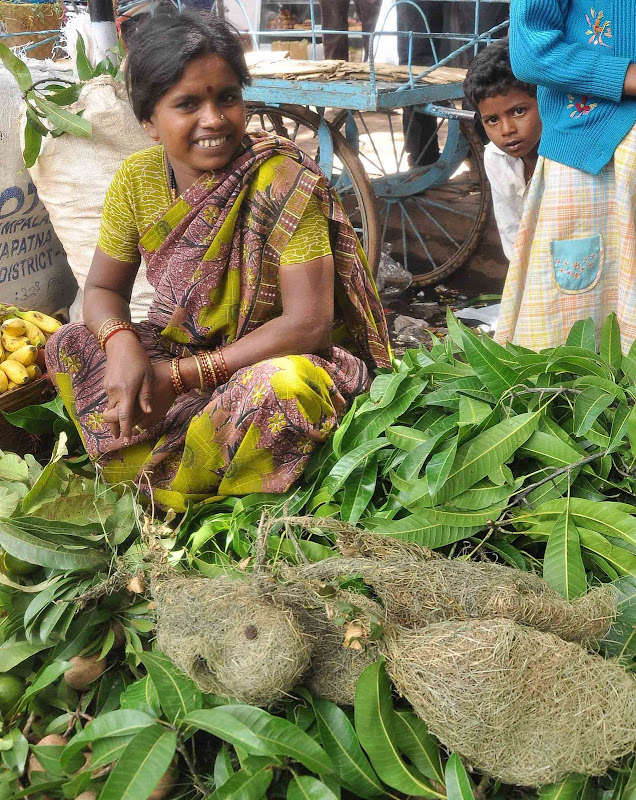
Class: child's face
478,89,541,159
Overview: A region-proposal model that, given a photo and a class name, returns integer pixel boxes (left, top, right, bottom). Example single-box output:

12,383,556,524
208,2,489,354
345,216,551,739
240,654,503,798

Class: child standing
496,0,636,352
464,40,542,261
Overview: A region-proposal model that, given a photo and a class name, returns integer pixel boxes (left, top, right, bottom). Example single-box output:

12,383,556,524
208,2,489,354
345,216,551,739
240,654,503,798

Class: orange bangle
199,351,217,390
216,348,229,383
193,355,205,391
170,358,185,395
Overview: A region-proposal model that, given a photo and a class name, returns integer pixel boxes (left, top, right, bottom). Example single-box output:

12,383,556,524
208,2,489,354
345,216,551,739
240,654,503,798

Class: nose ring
220,114,225,120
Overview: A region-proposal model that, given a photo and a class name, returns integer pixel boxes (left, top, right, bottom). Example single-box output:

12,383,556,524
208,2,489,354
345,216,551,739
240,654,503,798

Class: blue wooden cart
238,0,510,283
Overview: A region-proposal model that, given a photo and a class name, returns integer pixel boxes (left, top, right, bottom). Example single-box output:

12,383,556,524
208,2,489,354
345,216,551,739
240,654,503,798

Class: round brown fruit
0,673,25,715
64,655,107,690
28,733,66,778
148,763,177,800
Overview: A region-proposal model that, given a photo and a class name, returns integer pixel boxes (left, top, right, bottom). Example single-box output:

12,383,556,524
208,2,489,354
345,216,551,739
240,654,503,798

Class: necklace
168,163,177,202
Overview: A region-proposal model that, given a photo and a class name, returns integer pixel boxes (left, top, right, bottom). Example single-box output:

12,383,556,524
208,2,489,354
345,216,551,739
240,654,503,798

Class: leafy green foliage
0,313,636,799
0,35,124,166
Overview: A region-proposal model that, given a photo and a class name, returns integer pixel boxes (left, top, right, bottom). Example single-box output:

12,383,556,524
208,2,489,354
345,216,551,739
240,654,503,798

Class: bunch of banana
0,307,61,395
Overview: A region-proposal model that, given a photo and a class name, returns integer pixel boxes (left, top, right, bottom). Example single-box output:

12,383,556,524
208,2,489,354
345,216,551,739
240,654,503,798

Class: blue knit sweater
510,0,636,174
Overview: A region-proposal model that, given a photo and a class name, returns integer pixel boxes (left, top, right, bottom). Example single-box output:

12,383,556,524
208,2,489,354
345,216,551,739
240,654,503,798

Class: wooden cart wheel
245,103,382,277
332,108,491,286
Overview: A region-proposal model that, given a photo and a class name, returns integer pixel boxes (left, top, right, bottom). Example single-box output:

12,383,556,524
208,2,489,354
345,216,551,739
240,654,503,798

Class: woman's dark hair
463,38,536,110
124,3,251,122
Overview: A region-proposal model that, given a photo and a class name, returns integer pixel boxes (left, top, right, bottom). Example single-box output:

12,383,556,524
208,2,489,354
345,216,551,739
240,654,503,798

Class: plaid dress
496,123,636,353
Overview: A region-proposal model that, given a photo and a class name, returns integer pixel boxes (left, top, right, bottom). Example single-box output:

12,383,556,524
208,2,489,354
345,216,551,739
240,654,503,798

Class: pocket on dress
551,234,604,294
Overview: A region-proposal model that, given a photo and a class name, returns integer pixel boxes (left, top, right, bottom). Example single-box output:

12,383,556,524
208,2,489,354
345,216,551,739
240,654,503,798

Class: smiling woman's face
144,52,246,179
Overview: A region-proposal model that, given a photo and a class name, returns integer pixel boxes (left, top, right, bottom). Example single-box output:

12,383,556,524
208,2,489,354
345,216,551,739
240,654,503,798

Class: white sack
26,75,155,322
0,62,77,314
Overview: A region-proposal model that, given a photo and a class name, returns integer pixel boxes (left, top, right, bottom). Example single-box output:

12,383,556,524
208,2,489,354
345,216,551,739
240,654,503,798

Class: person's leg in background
397,1,444,166
355,0,383,60
318,0,350,60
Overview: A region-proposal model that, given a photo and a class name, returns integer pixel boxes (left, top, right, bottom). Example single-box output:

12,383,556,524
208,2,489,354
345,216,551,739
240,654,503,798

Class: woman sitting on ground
46,5,390,511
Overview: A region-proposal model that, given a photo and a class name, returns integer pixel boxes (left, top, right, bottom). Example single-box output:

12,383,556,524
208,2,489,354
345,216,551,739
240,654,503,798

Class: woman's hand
133,360,176,431
102,331,154,442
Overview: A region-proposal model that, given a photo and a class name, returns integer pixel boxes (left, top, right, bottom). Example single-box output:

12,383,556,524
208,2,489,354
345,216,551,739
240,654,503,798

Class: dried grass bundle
271,578,382,705
293,556,616,644
152,577,311,706
384,618,636,786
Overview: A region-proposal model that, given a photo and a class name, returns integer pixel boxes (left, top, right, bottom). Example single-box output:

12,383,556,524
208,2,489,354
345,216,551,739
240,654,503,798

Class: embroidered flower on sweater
567,94,598,118
585,9,612,46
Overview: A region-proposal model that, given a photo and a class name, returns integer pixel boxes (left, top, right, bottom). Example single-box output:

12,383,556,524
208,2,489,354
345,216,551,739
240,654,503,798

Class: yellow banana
1,318,26,337
25,364,42,381
0,371,8,393
0,360,28,385
8,345,38,366
1,334,29,353
21,320,46,348
7,381,18,391
13,310,61,335
0,343,5,363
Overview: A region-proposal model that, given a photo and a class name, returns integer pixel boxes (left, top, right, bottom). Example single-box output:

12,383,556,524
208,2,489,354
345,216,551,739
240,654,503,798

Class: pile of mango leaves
1,313,636,799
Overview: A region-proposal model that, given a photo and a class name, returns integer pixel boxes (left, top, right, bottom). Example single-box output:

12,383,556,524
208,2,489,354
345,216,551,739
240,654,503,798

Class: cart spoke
401,201,438,270
416,195,478,220
357,111,388,176
413,197,461,248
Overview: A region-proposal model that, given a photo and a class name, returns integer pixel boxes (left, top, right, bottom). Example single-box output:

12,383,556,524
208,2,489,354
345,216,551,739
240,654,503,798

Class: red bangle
100,324,138,351
200,351,217,390
170,358,185,395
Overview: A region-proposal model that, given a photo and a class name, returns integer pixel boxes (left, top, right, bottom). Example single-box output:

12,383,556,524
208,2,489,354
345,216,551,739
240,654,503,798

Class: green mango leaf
287,775,339,800
120,676,161,716
460,326,519,399
61,710,156,770
529,498,636,551
450,480,516,511
208,766,273,799
341,456,378,525
0,452,29,483
386,426,432,452
139,651,202,723
355,661,442,797
0,640,50,672
90,735,136,771
313,698,384,799
322,438,389,496
425,438,458,498
99,724,177,800
344,381,426,452
1,729,29,775
573,387,613,437
543,507,587,599
0,519,107,570
74,33,95,80
566,318,596,351
577,528,636,577
394,711,443,782
546,353,610,380
363,515,481,549
538,773,586,799
182,708,281,758
23,122,42,169
213,744,234,791
518,431,592,472
444,753,475,800
216,705,334,774
600,312,622,373
434,412,540,503
627,405,636,458
0,41,32,92
34,97,92,138
457,395,492,426
43,83,83,105
17,660,70,711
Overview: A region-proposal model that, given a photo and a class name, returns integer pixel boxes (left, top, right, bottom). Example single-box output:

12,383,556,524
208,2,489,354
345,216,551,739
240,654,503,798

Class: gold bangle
98,317,125,342
200,351,218,390
193,354,204,391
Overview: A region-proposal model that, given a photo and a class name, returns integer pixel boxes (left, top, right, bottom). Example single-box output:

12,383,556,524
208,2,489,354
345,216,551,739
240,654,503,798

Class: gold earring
220,114,225,121
142,122,147,128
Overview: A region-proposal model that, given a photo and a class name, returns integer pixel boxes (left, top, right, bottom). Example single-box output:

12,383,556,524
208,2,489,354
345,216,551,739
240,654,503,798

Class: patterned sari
46,132,391,511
